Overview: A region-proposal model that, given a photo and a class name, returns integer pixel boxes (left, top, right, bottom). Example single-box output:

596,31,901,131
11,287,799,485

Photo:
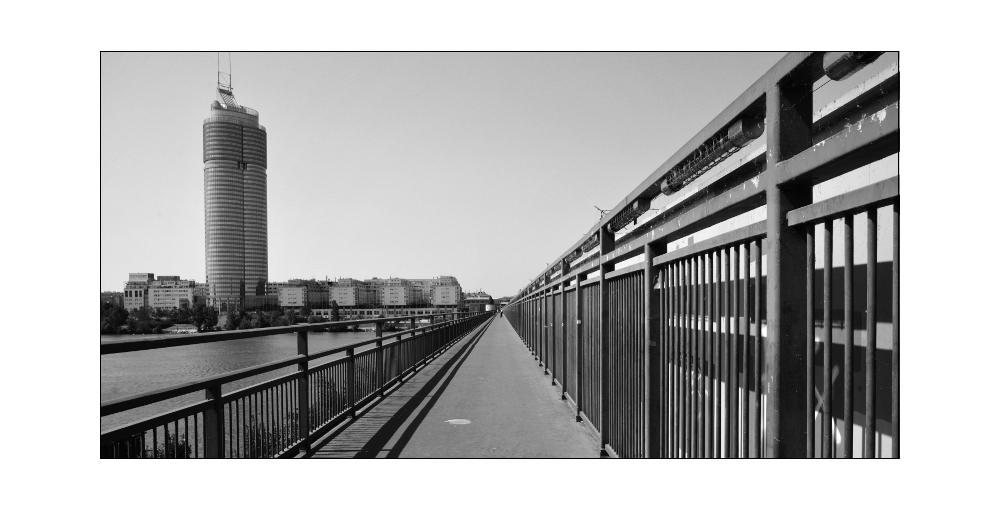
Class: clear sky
101,52,785,297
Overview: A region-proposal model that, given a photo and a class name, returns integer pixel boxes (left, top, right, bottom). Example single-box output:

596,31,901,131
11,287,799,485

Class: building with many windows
203,80,268,311
123,273,154,311
122,273,206,311
331,278,378,308
274,279,330,309
463,291,494,313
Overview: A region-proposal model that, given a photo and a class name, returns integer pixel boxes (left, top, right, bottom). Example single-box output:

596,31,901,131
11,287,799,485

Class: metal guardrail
504,52,899,458
101,312,490,458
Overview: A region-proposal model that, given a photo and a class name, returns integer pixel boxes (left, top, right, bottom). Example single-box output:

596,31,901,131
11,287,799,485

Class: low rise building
463,291,494,313
275,278,330,309
123,273,208,311
331,278,378,308
123,273,154,311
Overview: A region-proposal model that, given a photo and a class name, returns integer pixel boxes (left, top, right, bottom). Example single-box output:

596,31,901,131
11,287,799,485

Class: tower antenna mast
217,52,233,92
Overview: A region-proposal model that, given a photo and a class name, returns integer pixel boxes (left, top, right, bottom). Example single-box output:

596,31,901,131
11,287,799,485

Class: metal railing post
543,288,549,372
296,329,309,453
576,274,583,422
375,322,384,398
599,227,614,456
764,70,814,458
560,261,569,395
347,347,356,418
203,384,225,458
644,243,662,457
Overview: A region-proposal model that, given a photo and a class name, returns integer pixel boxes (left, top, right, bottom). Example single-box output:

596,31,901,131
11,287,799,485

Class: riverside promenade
306,316,600,458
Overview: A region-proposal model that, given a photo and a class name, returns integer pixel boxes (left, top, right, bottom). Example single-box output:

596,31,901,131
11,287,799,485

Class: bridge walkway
306,315,599,458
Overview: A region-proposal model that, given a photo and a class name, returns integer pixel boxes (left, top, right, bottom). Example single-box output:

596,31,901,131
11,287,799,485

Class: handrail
100,354,305,416
101,312,492,458
100,314,467,415
503,51,899,459
516,53,819,288
786,176,898,227
100,311,470,355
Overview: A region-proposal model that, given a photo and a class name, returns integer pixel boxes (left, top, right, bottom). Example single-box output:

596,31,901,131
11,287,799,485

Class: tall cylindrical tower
203,86,267,311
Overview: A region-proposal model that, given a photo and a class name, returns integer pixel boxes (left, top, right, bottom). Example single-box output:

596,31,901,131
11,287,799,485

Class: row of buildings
103,77,494,319
106,273,210,311
105,273,489,316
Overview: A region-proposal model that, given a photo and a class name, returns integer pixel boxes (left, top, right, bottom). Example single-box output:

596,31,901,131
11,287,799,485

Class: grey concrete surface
308,316,599,458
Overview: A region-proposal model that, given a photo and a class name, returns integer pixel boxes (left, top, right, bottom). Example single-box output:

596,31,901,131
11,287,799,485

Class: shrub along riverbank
100,303,343,335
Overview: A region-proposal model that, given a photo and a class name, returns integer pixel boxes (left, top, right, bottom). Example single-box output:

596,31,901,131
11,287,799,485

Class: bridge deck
306,316,599,458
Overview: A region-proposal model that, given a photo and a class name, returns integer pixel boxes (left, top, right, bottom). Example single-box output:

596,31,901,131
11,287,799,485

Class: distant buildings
270,275,465,315
463,291,493,313
120,273,206,311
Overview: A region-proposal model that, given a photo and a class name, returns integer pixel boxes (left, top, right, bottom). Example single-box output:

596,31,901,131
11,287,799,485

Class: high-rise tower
203,78,267,311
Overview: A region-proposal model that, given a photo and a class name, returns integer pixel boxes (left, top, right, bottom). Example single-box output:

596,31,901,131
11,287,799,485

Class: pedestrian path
307,315,599,458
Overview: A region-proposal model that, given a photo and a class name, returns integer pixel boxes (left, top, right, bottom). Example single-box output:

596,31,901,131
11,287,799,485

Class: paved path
307,316,599,458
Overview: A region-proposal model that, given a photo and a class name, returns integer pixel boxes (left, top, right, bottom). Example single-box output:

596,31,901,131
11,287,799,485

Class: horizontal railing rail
503,51,899,458
101,311,491,458
100,312,457,355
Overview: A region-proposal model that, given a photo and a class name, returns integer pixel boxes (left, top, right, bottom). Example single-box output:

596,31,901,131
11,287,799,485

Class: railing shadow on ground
101,312,491,458
307,315,495,458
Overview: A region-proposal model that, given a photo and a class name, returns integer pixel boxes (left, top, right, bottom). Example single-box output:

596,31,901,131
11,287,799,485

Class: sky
101,52,786,297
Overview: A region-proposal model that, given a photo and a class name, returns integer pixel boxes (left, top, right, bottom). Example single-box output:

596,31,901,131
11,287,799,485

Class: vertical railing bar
256,390,261,457
730,245,739,458
697,254,704,458
710,250,717,458
688,257,695,458
754,238,763,458
891,202,900,458
722,248,729,458
806,227,815,459
670,263,677,458
844,214,855,458
823,219,833,459
272,386,278,456
742,242,750,459
681,258,688,458
698,254,709,459
865,208,877,458
227,401,232,458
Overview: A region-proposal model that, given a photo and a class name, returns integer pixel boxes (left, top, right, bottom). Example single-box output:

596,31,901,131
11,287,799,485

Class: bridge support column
599,227,614,457
764,69,814,458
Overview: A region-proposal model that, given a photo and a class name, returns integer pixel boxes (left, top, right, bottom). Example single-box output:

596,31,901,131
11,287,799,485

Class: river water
100,330,380,433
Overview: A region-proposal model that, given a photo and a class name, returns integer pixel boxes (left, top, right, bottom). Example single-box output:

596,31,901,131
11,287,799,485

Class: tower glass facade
203,87,267,310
